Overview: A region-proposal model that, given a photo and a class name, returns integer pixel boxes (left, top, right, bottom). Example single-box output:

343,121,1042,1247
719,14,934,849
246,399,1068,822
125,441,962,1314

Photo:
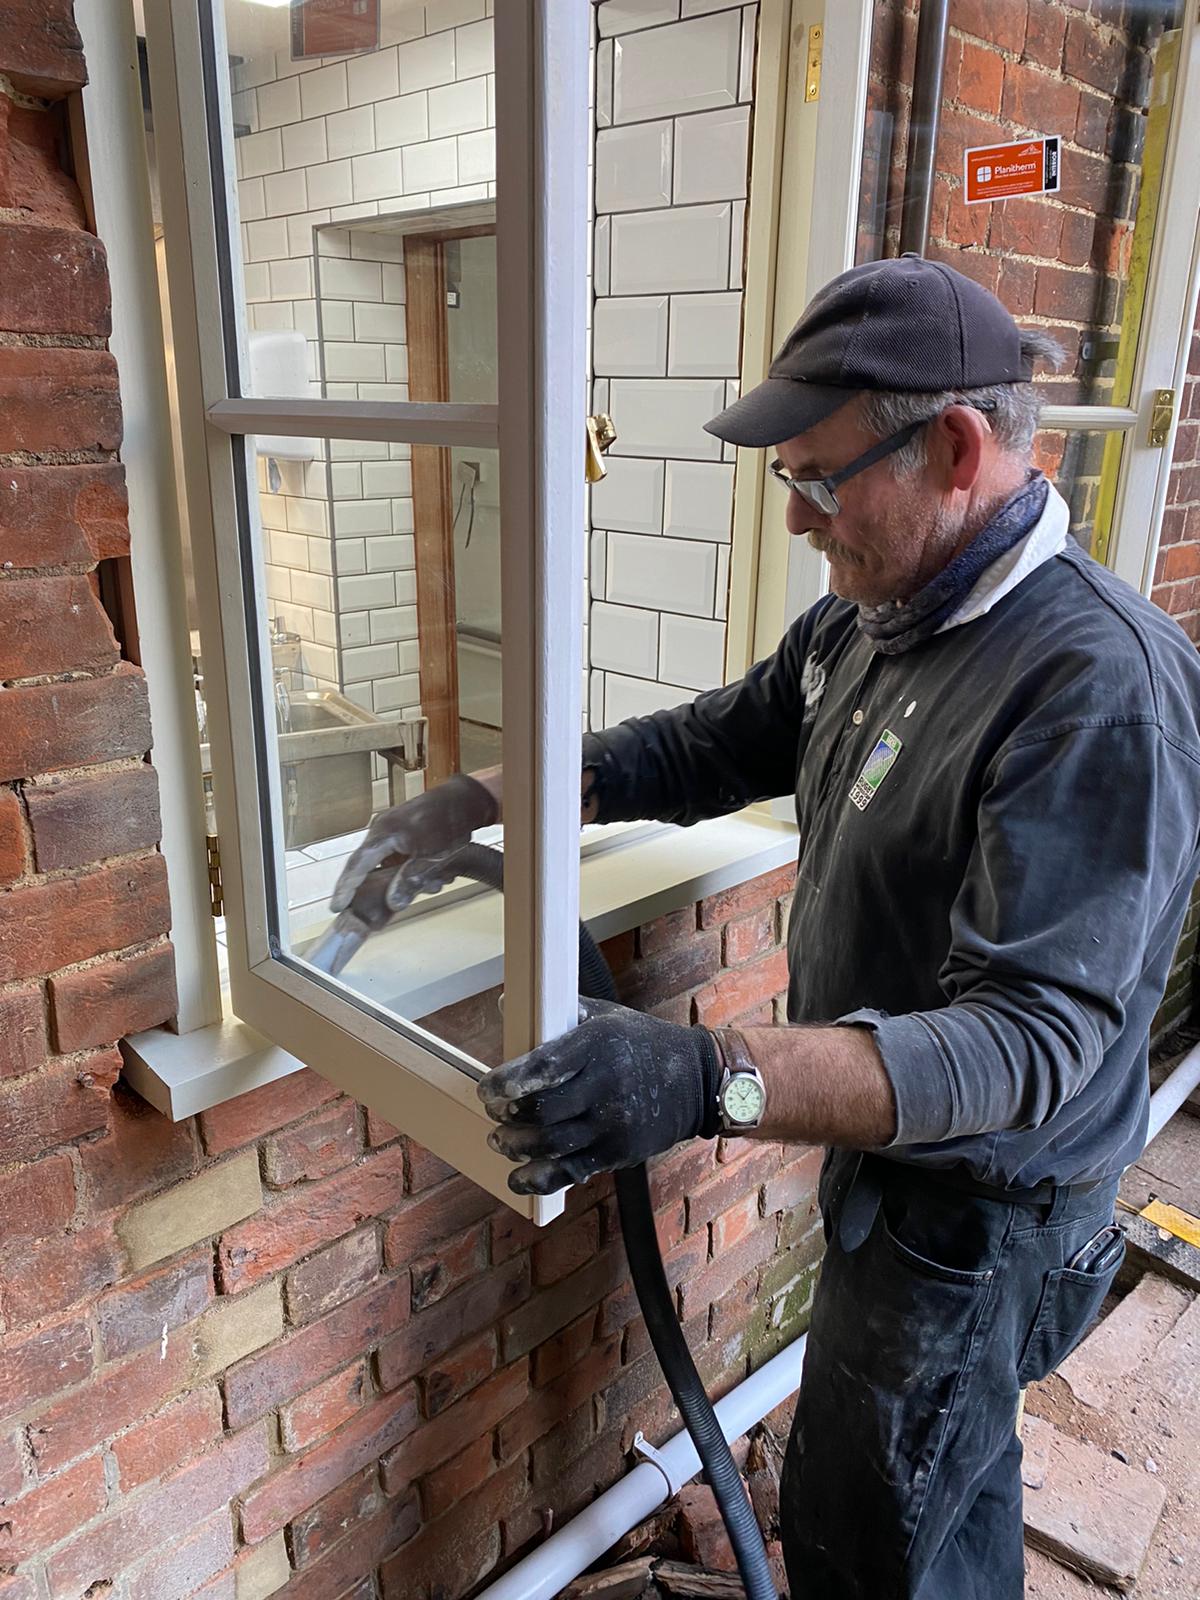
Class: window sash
147,0,589,1220
207,398,501,448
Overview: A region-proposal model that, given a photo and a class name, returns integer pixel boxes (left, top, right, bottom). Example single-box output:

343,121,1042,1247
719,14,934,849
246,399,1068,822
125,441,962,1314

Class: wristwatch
713,1028,767,1132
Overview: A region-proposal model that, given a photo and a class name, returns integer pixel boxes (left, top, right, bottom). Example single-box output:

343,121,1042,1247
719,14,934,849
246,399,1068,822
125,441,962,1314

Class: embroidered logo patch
849,729,903,811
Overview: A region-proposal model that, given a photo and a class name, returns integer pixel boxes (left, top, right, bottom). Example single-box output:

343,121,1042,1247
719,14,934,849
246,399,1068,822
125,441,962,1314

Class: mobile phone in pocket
1068,1224,1124,1275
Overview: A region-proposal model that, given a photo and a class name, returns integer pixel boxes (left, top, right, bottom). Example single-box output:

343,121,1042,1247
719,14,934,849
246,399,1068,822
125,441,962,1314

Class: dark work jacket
584,545,1200,1188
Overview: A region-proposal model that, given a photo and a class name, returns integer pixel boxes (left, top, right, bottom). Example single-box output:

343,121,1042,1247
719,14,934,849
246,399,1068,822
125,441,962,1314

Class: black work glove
478,998,722,1195
330,772,499,919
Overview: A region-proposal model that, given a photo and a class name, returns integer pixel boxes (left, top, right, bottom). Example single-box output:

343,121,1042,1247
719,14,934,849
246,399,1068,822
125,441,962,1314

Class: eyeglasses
768,418,929,517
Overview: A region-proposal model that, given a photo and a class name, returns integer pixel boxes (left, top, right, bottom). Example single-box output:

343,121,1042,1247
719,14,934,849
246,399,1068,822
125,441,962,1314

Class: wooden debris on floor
654,1562,747,1597
559,1420,790,1598
559,1556,749,1599
559,1557,656,1599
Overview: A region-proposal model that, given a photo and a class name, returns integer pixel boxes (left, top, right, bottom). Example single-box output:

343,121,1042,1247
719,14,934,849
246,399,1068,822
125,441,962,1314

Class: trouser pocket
1016,1241,1125,1386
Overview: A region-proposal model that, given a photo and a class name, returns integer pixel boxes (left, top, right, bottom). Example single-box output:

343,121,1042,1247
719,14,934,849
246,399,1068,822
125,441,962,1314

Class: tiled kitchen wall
230,0,756,743
316,226,421,721
588,0,754,728
230,0,498,737
255,454,339,692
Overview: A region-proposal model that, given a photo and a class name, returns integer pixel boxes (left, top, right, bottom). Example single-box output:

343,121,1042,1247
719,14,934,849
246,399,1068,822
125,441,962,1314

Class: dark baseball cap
705,253,1033,448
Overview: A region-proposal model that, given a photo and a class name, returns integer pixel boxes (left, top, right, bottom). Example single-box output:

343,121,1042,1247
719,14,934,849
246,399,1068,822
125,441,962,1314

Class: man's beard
806,529,865,568
808,499,967,606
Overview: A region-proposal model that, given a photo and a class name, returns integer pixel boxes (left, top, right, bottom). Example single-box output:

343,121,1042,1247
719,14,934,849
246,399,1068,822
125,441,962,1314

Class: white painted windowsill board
122,811,798,1120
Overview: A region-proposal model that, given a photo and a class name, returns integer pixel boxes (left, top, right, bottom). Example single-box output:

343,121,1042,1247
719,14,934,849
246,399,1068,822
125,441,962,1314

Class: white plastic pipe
475,1335,807,1600
1146,1040,1200,1146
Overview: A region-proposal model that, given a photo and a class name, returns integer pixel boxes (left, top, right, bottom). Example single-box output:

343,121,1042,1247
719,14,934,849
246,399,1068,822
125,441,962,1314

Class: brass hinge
1148,387,1176,447
805,24,823,103
206,834,224,917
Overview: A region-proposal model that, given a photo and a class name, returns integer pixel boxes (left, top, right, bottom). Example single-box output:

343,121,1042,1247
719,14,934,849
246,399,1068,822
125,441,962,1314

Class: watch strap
714,1027,758,1082
712,1028,765,1129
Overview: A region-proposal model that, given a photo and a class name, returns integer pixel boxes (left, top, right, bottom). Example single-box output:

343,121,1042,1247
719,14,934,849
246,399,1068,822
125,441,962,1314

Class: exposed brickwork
3,6,1194,1595
23,764,162,873
0,222,110,336
0,13,182,1590
1152,317,1200,646
0,1,85,98
3,463,131,568
0,850,815,1598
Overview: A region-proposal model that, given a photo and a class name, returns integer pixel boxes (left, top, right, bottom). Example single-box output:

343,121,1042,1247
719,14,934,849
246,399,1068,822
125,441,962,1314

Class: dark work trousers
779,1150,1124,1600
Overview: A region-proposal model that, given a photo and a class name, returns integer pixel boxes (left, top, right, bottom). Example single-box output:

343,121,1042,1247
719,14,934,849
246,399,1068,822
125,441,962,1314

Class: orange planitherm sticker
964,137,1060,204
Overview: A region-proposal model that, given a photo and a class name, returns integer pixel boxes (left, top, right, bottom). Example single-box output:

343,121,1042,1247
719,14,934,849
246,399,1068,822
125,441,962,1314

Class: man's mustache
807,529,865,566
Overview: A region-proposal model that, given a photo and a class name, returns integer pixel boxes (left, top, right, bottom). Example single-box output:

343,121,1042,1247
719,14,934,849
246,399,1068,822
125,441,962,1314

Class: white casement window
95,0,592,1225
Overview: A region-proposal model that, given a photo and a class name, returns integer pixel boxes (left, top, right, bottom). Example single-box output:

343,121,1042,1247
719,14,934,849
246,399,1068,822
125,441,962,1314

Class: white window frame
119,0,590,1224
728,0,1200,682
80,0,803,1190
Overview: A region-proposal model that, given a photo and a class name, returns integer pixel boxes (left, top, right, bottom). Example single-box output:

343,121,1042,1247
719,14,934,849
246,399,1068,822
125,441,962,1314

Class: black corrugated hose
451,843,778,1600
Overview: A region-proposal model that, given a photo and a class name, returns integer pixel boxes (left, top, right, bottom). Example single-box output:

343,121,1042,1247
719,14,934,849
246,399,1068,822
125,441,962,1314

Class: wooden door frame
406,222,497,786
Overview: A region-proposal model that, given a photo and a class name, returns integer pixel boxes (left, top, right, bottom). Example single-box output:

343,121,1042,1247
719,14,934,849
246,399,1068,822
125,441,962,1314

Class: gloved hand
330,772,499,918
478,998,722,1194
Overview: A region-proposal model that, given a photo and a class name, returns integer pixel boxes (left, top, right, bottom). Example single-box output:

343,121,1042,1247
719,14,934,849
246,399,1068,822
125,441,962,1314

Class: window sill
122,810,798,1119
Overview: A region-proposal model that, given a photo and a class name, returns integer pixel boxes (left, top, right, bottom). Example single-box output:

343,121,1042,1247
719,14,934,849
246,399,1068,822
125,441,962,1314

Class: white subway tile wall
607,378,726,461
591,457,665,536
667,291,742,378
588,1,754,717
594,121,673,213
611,10,740,123
231,0,755,739
607,532,718,616
663,460,734,542
593,296,669,378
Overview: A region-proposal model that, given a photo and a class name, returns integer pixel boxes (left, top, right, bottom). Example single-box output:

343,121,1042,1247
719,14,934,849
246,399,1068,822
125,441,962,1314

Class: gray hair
859,329,1066,474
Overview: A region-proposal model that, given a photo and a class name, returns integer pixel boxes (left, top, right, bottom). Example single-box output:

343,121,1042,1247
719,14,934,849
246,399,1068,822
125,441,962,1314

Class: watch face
722,1074,766,1124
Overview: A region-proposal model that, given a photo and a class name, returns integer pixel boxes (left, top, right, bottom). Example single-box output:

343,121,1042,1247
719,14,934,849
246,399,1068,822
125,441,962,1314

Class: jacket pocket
1017,1243,1125,1386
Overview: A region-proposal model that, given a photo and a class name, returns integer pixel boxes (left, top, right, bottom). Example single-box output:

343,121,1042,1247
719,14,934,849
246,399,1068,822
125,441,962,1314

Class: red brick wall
2,856,816,1598
0,8,179,1097
8,5,1198,1597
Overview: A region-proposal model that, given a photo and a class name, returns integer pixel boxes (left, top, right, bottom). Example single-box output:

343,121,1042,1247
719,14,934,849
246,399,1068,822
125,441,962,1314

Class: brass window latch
585,413,617,483
1148,388,1176,448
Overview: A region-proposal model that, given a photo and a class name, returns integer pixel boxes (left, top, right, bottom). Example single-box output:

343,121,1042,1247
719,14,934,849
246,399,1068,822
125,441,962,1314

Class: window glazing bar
206,397,501,448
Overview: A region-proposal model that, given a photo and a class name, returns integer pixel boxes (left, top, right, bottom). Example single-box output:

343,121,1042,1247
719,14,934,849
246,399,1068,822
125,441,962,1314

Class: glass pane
198,429,507,1068
856,2,1187,407
310,217,501,776
218,0,497,398
1034,426,1124,559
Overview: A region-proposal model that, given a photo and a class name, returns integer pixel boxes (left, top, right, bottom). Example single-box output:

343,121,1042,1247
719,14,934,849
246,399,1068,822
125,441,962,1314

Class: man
331,257,1200,1598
